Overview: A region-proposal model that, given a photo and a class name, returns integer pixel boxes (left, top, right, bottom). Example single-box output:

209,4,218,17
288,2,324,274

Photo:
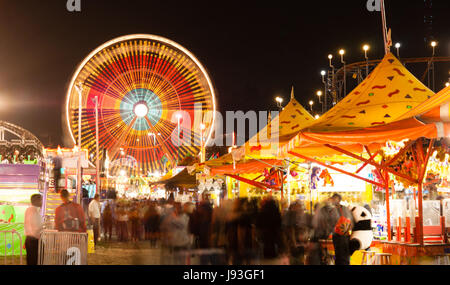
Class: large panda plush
349,205,373,255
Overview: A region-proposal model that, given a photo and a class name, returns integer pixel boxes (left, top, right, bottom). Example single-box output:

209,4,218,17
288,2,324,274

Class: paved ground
87,240,162,265
1,239,163,265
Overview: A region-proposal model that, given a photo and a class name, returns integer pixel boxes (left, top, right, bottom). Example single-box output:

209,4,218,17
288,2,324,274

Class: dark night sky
0,0,449,147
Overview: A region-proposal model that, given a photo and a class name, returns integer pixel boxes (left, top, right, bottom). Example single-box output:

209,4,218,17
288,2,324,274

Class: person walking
88,194,101,246
144,201,160,247
329,193,354,265
116,205,129,242
24,194,43,265
256,197,287,265
190,193,214,264
55,189,86,233
102,200,114,241
129,205,141,242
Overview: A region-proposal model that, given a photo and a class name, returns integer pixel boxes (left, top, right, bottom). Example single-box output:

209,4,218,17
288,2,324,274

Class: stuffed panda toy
349,205,373,255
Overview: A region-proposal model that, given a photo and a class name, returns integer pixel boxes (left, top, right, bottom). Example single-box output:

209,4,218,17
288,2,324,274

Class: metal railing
38,230,88,265
0,229,23,265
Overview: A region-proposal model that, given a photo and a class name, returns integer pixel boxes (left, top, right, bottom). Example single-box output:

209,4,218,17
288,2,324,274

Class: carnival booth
0,121,46,257
280,53,450,264
210,90,316,202
42,146,93,221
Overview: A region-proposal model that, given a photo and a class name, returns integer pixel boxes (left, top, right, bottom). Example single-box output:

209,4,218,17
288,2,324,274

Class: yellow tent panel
307,53,434,132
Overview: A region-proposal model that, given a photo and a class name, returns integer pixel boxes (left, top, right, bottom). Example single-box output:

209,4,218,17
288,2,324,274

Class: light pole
339,49,346,99
363,44,370,77
320,70,327,112
275,96,283,111
316,90,323,113
94,96,100,196
328,54,337,106
309,100,314,112
74,83,83,204
148,132,161,145
176,113,182,165
430,41,437,91
395,43,401,58
200,123,206,163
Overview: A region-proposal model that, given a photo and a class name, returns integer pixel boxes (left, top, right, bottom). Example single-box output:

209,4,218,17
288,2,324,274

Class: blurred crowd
92,192,360,265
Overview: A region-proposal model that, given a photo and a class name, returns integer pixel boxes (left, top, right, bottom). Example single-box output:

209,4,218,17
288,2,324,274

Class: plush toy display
349,205,373,255
319,169,334,187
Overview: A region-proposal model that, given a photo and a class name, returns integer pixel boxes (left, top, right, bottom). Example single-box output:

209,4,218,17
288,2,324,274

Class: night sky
0,0,449,147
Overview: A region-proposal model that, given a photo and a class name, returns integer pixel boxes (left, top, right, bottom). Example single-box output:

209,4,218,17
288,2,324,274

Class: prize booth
272,53,450,265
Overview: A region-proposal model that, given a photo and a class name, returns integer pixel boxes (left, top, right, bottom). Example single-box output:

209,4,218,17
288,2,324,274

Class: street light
275,96,283,111
430,41,438,91
339,49,346,98
314,114,320,119
316,90,323,103
431,41,437,56
363,44,370,77
148,132,161,145
309,100,314,112
328,54,333,68
395,43,401,58
445,82,450,88
320,70,327,112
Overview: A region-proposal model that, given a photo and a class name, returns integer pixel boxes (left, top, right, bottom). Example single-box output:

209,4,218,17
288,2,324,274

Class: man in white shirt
88,194,101,246
24,194,43,265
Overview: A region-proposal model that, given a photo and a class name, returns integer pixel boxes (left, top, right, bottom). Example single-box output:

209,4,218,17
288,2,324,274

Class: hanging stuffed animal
310,167,321,190
349,205,373,255
319,169,334,187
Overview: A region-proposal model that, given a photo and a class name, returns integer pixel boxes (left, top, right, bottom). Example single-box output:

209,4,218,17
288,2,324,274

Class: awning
397,85,450,123
282,117,445,158
150,168,196,189
210,159,284,176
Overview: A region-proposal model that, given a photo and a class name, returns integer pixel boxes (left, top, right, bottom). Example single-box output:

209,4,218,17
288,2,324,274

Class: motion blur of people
116,205,129,242
284,200,312,265
102,200,114,241
256,197,287,265
24,194,43,265
190,193,214,264
129,206,141,242
160,202,192,264
55,189,86,233
144,201,160,247
88,194,101,246
211,199,231,261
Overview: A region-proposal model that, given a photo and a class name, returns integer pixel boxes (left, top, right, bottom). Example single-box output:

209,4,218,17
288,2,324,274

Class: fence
38,230,88,265
0,229,23,265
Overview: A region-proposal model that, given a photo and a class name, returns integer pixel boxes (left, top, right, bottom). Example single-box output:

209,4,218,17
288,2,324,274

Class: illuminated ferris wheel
65,34,216,176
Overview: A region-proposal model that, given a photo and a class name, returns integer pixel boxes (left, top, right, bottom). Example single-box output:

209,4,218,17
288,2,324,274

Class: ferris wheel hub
133,102,149,118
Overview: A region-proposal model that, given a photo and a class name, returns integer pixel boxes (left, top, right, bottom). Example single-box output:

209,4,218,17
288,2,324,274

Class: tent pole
385,170,391,241
288,151,385,188
323,143,417,184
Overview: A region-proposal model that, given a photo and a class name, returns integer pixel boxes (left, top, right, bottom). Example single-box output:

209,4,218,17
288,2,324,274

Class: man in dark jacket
329,193,354,265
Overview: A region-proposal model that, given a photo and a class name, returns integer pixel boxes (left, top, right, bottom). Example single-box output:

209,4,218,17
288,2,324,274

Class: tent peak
290,86,295,100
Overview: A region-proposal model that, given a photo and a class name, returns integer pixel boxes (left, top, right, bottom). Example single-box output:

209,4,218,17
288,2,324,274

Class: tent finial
290,85,295,100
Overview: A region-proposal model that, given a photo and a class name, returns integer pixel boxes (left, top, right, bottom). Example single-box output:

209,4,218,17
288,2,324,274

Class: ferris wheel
65,34,216,176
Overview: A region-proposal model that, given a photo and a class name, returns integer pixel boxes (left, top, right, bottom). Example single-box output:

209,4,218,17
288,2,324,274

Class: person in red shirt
55,189,86,232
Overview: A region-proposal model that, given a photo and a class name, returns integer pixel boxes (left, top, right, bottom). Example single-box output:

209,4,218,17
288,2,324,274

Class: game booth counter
0,164,45,257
